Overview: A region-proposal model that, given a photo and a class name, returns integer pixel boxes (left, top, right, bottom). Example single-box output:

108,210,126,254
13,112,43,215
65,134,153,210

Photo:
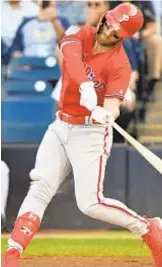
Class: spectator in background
133,0,162,98
123,39,139,91
10,0,70,58
1,0,38,50
150,0,162,34
84,1,110,26
1,0,38,66
57,0,87,25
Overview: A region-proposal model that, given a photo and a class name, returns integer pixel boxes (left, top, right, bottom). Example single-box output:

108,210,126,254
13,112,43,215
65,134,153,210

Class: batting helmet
97,3,144,38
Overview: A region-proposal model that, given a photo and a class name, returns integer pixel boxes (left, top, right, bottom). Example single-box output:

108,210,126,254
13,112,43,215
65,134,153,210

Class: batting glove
79,81,97,111
91,106,115,124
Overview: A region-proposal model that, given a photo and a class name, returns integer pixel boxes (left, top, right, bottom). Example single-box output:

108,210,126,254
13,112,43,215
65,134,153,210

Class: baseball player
3,3,162,267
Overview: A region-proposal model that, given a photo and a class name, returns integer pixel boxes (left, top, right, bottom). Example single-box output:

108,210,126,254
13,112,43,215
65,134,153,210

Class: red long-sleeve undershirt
61,41,89,85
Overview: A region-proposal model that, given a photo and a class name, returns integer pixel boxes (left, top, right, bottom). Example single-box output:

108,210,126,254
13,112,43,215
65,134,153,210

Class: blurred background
1,0,162,233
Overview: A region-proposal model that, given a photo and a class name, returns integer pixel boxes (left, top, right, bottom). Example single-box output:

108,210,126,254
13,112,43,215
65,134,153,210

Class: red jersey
59,25,131,116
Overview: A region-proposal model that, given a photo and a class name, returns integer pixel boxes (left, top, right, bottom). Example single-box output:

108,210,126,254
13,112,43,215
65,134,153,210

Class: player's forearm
91,98,121,125
61,42,89,85
51,18,65,40
103,98,121,120
141,23,157,39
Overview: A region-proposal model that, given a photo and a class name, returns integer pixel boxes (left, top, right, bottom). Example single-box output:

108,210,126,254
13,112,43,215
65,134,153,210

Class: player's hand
85,9,101,26
41,5,57,22
91,106,115,124
79,81,97,111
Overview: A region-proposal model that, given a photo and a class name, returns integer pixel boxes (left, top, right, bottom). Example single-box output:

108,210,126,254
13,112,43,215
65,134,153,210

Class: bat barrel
112,122,162,175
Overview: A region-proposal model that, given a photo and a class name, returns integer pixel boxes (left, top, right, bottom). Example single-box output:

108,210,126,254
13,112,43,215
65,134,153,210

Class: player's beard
96,33,121,47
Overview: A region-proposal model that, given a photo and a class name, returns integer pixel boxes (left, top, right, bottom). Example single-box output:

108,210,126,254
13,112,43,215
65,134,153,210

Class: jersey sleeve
104,62,132,100
58,25,90,85
58,25,86,51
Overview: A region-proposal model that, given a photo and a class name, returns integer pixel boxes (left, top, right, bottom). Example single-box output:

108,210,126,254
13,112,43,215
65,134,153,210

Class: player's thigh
67,125,113,202
30,124,71,189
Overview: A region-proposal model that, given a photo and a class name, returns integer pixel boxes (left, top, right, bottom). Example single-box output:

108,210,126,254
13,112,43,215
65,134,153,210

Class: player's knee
76,201,91,216
29,169,56,204
76,199,98,218
30,169,44,181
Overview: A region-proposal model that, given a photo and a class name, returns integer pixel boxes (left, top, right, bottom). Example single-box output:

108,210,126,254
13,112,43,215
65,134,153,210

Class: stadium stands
2,80,53,96
2,56,60,143
7,57,60,82
2,96,55,124
2,96,57,143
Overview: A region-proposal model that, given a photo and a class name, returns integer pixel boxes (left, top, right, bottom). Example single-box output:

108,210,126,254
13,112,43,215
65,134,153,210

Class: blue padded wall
2,123,48,143
127,147,162,217
2,97,56,123
3,80,53,96
2,97,58,142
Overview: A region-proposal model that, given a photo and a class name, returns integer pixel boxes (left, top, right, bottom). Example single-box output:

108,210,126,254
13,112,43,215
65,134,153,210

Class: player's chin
97,36,114,46
98,39,115,47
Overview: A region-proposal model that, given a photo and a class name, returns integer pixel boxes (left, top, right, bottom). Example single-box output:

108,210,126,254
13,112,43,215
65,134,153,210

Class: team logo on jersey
83,62,106,92
65,25,81,36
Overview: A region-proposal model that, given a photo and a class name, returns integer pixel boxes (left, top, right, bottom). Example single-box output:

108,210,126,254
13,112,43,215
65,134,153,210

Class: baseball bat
112,121,162,175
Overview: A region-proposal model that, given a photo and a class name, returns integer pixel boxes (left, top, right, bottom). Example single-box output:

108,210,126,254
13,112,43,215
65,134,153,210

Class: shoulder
1,1,10,10
22,1,39,16
1,1,7,7
60,25,96,47
17,17,37,31
64,25,95,35
111,43,131,68
63,25,92,40
104,43,131,77
81,25,97,36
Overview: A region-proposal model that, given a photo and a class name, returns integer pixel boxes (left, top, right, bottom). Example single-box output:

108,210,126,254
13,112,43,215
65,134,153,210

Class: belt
58,112,100,125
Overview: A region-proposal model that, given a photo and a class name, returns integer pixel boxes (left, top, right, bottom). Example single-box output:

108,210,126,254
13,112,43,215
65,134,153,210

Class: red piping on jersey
61,41,89,85
97,127,148,225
